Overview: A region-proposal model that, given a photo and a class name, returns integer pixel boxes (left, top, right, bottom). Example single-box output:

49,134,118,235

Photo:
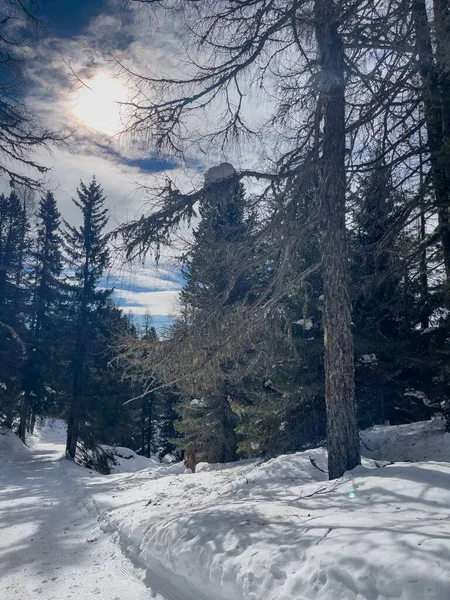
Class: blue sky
43,0,109,38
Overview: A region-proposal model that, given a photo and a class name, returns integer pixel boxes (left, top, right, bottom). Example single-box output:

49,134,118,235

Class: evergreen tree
173,179,253,465
19,191,64,441
350,158,429,428
0,190,29,428
133,317,179,459
64,177,110,459
235,186,326,457
75,299,137,458
32,192,64,337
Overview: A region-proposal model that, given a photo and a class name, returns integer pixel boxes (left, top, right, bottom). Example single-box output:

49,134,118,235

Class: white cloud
114,289,181,317
104,262,183,292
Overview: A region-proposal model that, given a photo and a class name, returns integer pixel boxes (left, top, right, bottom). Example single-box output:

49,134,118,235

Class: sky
20,0,203,332
8,0,269,332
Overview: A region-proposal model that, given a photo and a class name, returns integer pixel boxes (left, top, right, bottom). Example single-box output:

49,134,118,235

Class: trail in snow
0,425,164,600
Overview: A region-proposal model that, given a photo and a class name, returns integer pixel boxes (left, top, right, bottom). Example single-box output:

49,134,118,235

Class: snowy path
0,431,164,600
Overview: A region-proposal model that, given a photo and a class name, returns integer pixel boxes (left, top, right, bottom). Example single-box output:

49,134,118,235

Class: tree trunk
146,398,153,458
30,412,36,435
18,416,26,443
5,409,13,429
434,0,450,279
66,297,87,459
66,336,84,459
66,413,79,459
315,0,360,480
18,398,28,443
418,123,429,329
413,0,450,279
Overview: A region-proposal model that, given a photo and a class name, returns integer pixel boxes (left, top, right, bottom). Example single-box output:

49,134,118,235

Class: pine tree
235,186,326,457
0,190,29,428
64,177,110,459
138,315,158,458
174,179,252,465
19,191,64,441
32,192,64,337
181,180,251,311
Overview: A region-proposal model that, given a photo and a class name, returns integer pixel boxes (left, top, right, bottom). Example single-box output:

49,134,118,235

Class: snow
204,162,236,184
421,326,439,334
361,418,450,462
190,397,207,407
359,353,377,365
89,420,450,600
0,427,29,465
98,445,160,474
294,318,313,330
0,422,166,600
1,418,450,600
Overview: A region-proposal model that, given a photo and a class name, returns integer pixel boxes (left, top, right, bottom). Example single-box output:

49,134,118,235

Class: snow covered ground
1,419,450,599
0,422,166,600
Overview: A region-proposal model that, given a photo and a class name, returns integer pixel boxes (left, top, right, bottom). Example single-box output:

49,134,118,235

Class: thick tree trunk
434,0,450,279
413,0,450,279
146,398,153,458
418,125,430,329
66,337,84,460
18,399,28,443
315,0,360,480
66,413,79,459
5,408,13,429
30,412,36,435
66,297,87,460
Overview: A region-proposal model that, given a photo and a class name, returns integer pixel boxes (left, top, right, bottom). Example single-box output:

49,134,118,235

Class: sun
70,73,129,136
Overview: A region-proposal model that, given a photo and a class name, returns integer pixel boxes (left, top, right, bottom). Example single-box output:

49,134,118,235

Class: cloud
113,289,181,317
103,263,184,293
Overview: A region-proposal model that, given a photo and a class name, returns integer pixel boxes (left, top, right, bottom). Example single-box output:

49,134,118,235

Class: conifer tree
173,180,252,464
0,190,29,428
64,177,110,459
138,315,158,458
19,191,64,441
235,185,326,457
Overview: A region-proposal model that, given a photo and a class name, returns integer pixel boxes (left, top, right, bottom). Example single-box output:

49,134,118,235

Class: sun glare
70,73,129,136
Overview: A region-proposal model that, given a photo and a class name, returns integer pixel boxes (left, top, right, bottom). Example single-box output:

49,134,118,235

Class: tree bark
66,326,85,459
66,413,79,459
18,398,28,443
146,398,153,458
418,122,429,329
413,0,450,279
30,412,36,435
315,0,360,480
5,409,13,429
66,257,89,459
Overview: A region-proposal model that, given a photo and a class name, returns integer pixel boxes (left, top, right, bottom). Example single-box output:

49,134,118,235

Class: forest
0,0,450,482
